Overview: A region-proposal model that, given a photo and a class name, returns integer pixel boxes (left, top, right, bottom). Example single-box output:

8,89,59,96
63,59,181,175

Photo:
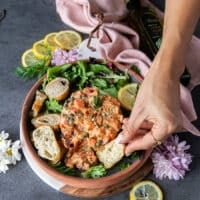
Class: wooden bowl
20,60,152,198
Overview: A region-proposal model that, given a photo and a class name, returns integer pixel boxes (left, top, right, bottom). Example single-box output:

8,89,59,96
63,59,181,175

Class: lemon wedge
21,49,47,67
117,83,139,110
130,180,163,200
33,40,51,60
55,30,82,50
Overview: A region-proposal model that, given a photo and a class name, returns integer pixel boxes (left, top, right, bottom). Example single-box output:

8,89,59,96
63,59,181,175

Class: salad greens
118,151,140,171
16,63,48,80
119,162,130,171
93,94,103,109
81,165,107,178
42,60,130,97
16,60,131,98
45,98,62,113
53,162,75,176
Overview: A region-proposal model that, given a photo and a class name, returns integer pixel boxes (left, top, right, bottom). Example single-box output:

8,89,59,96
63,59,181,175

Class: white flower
0,130,9,140
0,130,10,151
0,130,22,173
0,138,11,152
0,152,10,173
6,140,21,165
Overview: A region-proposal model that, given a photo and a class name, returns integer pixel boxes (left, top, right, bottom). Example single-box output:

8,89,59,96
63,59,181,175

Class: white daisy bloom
0,130,22,173
0,152,10,173
0,130,9,140
0,130,10,151
6,140,21,165
0,138,11,152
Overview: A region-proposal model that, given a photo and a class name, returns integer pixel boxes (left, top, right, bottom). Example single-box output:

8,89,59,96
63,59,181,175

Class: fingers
140,120,153,130
125,131,155,156
124,123,167,155
123,119,153,130
119,114,145,143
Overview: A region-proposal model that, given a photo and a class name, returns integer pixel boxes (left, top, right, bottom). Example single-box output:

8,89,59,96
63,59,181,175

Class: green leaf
53,162,75,176
15,64,48,80
46,63,72,81
91,78,108,88
93,95,103,109
77,61,89,89
103,74,128,82
119,162,130,171
45,98,62,113
81,165,107,178
129,151,140,160
89,63,112,74
116,79,129,90
99,87,118,97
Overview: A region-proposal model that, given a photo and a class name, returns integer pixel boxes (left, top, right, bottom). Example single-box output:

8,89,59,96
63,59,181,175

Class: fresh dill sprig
15,64,49,80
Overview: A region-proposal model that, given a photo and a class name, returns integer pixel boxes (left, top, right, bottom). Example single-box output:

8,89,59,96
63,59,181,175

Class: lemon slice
44,32,58,51
130,180,163,200
118,83,139,110
55,30,82,50
33,40,51,60
21,49,47,67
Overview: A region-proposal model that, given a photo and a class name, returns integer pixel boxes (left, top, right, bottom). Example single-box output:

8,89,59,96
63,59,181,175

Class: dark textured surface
0,0,200,200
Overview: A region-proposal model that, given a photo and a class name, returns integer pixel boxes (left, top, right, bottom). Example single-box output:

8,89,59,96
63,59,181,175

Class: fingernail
116,134,123,144
125,151,131,157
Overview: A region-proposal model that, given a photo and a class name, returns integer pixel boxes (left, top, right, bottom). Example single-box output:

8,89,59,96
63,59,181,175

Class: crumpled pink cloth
56,0,200,135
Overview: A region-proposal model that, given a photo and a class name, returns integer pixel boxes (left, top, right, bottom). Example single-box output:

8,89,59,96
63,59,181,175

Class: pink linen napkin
56,0,200,136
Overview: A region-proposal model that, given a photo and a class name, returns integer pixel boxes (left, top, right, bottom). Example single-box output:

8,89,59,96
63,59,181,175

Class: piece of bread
44,77,70,101
96,138,125,169
31,90,47,117
31,113,60,131
32,125,62,164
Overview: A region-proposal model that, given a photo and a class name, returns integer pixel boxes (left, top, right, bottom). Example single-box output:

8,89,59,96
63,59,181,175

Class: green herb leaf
53,162,75,176
91,78,108,88
98,87,118,97
89,64,112,74
45,98,62,113
103,74,128,82
15,64,48,80
119,162,130,171
129,151,140,160
93,95,103,109
81,164,107,178
46,64,72,82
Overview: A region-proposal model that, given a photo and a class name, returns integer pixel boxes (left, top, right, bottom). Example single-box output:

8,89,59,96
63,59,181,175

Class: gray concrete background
0,0,200,199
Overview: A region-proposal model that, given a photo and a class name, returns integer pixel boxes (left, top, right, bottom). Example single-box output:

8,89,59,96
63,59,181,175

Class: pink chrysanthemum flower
51,48,79,66
151,135,192,180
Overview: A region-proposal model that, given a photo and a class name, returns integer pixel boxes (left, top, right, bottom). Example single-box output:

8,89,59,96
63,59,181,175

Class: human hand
117,55,183,156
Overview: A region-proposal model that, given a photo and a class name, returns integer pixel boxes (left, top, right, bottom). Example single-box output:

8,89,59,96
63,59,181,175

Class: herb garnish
16,63,48,80
45,98,62,113
81,164,107,178
93,95,102,109
53,162,75,176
